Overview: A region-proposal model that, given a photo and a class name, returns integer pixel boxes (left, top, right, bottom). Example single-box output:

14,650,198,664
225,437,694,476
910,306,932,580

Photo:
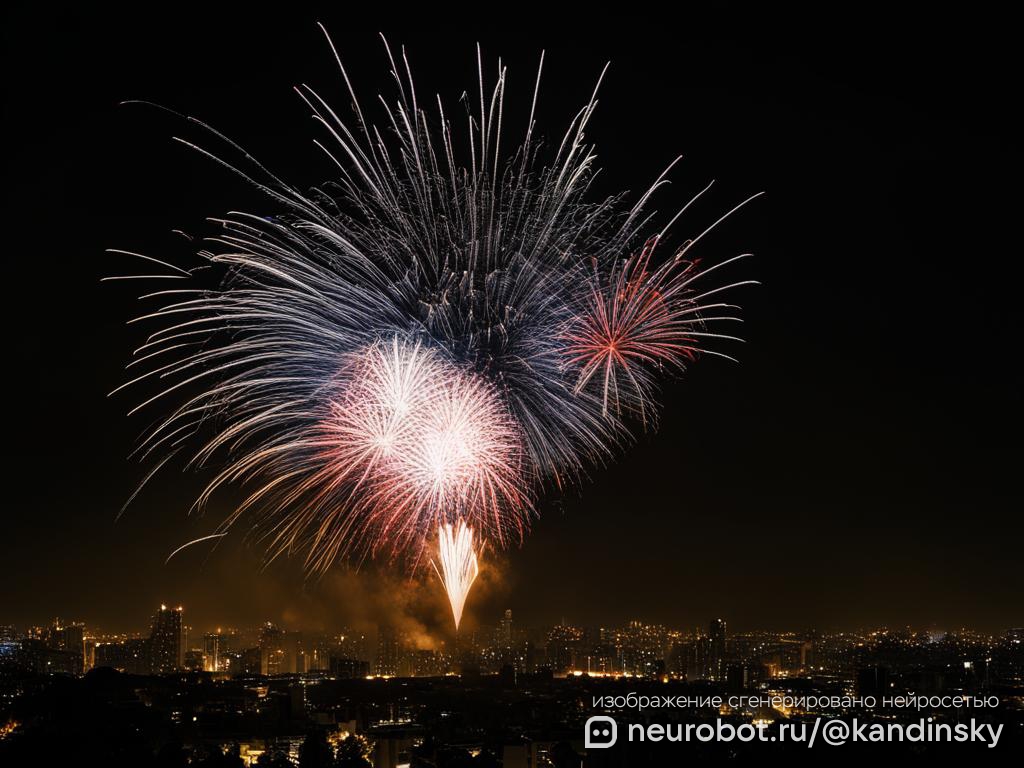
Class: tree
471,748,500,768
299,730,335,768
335,734,372,768
193,743,245,768
256,747,295,768
549,741,581,768
154,741,188,768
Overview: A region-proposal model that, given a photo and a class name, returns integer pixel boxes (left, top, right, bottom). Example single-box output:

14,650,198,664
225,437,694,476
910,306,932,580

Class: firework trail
433,521,480,629
110,27,759,627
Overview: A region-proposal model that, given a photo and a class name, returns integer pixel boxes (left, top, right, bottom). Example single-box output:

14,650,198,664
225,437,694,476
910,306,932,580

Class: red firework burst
564,237,746,422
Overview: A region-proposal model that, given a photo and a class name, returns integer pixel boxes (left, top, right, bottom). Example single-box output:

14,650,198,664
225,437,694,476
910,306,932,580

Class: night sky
5,8,1021,635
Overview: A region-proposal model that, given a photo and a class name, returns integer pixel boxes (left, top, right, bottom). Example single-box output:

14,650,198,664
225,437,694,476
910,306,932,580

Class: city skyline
6,602,1022,648
6,604,1021,680
5,607,1019,764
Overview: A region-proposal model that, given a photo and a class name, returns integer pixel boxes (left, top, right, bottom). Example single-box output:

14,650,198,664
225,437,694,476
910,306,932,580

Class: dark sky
4,7,1021,636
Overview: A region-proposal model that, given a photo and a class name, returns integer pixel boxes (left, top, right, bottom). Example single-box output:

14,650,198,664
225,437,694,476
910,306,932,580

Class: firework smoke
111,27,758,627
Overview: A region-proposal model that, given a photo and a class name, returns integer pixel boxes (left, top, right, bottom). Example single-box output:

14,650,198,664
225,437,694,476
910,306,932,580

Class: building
260,623,285,675
330,656,370,679
546,624,583,673
150,605,183,673
42,620,85,670
183,649,204,671
282,631,306,674
94,638,151,674
203,632,224,672
9,639,83,676
499,609,513,645
375,628,401,676
709,619,727,681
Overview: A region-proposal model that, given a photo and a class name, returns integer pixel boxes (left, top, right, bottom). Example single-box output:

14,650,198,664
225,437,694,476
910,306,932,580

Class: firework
111,27,758,626
563,236,751,423
315,338,529,566
433,520,480,629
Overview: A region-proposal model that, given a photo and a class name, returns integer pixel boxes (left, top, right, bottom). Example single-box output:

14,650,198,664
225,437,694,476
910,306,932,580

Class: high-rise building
183,649,204,671
260,623,285,675
500,610,514,646
375,627,402,676
149,605,183,673
203,632,223,672
95,638,151,674
709,619,727,681
238,646,262,676
337,630,370,664
284,631,307,674
42,620,85,670
330,656,370,679
546,624,583,673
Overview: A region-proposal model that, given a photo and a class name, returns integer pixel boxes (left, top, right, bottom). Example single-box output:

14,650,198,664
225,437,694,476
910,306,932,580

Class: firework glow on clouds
110,26,759,627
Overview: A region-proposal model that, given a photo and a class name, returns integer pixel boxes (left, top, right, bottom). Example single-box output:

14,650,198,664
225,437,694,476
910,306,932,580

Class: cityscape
2,605,1022,765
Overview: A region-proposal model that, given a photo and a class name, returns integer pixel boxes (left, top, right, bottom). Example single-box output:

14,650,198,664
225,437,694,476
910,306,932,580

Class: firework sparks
434,520,480,630
563,237,755,422
111,28,758,626
315,338,530,564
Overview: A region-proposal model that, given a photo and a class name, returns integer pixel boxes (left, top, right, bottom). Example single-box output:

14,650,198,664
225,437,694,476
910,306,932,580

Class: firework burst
563,236,751,422
320,338,529,562
111,27,759,626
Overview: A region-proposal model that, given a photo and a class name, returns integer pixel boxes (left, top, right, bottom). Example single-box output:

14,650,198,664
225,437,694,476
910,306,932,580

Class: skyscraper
500,609,513,645
43,620,85,670
709,618,727,681
375,627,401,676
203,632,223,672
259,623,284,675
149,605,183,674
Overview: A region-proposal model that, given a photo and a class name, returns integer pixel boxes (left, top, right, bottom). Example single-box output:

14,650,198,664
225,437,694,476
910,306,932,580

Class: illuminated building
375,627,401,676
407,648,446,678
42,620,85,671
499,609,513,646
709,618,727,681
203,631,223,672
546,623,583,673
183,649,204,671
259,623,285,676
150,605,184,673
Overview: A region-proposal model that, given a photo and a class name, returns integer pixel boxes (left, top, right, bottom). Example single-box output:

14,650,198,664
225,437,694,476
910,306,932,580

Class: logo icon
585,715,618,748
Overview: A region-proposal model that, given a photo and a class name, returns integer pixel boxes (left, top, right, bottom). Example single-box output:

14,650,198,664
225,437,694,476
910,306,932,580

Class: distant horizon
6,607,1022,639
